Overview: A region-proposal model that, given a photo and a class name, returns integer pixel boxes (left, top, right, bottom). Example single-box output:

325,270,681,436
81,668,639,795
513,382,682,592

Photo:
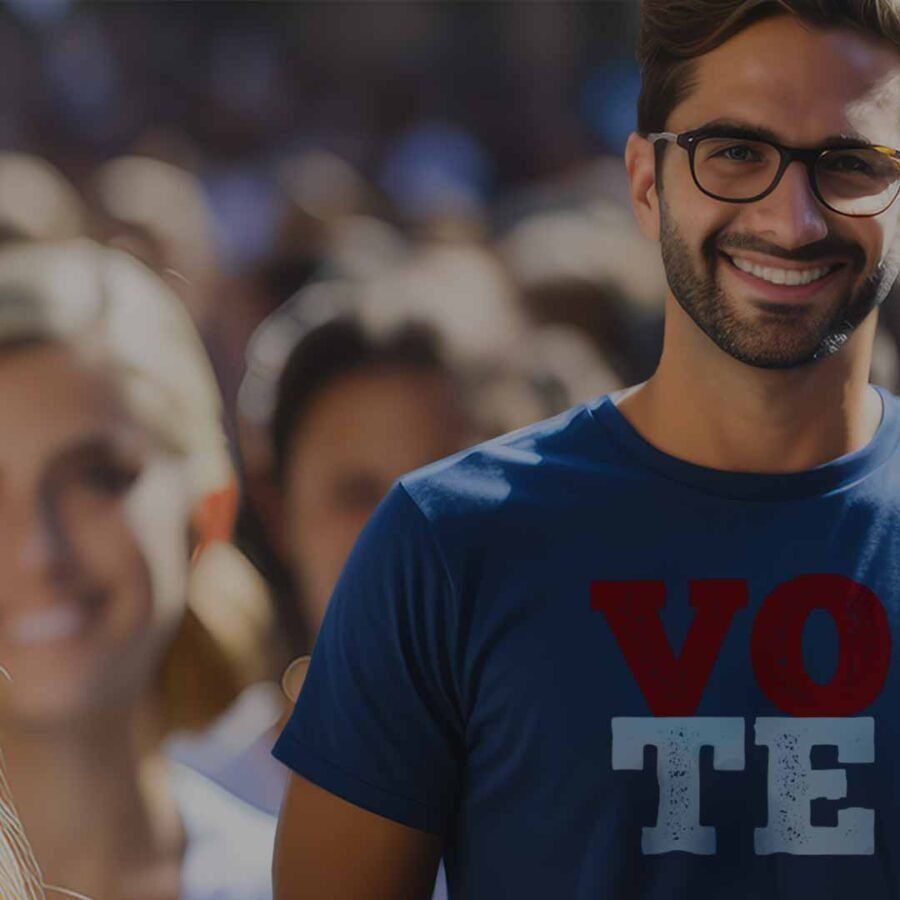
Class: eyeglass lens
693,137,900,216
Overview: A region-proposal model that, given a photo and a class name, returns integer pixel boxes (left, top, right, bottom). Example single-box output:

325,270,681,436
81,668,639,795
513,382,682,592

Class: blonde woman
0,239,274,900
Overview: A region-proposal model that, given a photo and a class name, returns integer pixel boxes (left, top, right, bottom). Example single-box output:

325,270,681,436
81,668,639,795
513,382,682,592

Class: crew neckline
587,385,900,502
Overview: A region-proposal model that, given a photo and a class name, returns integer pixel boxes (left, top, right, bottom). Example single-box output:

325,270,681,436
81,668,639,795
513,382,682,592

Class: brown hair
637,0,900,134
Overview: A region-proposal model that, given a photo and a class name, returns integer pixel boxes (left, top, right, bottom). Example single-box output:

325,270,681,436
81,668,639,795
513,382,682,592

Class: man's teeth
730,256,833,286
6,604,86,644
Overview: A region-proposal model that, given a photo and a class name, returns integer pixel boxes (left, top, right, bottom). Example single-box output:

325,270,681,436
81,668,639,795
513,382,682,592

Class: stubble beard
657,201,896,370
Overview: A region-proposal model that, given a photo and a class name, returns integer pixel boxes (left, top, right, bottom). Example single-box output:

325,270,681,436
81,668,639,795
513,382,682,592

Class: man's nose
744,161,830,250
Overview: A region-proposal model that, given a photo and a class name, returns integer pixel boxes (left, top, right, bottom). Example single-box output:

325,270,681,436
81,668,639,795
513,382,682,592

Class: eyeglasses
647,127,900,218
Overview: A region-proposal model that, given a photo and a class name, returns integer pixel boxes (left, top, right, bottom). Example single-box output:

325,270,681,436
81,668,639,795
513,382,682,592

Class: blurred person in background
236,149,406,332
0,239,274,900
236,247,608,663
362,238,525,367
0,154,86,245
263,288,591,636
266,300,478,644
90,156,220,330
275,151,383,268
88,155,257,446
221,151,406,393
177,277,602,803
498,204,666,385
250,272,615,650
178,279,612,898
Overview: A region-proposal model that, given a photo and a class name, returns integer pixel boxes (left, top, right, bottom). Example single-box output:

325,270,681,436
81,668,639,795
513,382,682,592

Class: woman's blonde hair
0,238,270,735
0,741,91,898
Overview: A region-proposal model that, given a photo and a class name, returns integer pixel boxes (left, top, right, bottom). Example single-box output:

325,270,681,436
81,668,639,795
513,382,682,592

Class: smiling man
273,2,900,898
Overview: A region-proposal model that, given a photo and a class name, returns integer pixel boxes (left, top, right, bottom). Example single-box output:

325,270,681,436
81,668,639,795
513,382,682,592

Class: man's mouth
720,253,847,299
727,255,838,285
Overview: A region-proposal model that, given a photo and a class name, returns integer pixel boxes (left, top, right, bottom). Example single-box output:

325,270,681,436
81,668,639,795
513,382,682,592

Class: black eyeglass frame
647,127,900,218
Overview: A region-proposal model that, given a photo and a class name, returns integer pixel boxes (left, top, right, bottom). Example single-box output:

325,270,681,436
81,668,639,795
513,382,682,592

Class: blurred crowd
0,2,897,898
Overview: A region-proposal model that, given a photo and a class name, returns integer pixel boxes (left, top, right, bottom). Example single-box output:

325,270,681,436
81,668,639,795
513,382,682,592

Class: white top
168,686,446,899
167,682,288,816
172,763,275,900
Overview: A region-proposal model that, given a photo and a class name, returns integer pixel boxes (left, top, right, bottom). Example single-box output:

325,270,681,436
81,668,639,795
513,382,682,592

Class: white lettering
612,717,745,854
754,717,874,855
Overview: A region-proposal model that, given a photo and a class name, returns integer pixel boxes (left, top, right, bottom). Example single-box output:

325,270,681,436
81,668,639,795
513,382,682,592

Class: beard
658,202,899,369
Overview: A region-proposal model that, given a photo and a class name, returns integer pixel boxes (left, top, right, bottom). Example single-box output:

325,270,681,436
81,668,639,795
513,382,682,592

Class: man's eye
717,145,760,163
821,154,874,175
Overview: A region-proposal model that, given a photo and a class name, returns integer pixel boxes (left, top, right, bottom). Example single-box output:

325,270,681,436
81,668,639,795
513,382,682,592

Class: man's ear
625,132,661,242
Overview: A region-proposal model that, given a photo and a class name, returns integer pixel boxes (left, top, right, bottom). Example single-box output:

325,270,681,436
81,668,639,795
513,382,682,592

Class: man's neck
616,307,882,474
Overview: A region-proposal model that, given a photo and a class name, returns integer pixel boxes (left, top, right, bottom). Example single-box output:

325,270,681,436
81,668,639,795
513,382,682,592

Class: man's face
651,16,900,369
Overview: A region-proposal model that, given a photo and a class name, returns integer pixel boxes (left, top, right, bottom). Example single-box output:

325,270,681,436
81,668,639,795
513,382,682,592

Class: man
273,1,900,896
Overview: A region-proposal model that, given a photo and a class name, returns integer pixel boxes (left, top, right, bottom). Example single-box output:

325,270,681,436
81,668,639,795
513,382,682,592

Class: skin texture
0,343,191,899
622,16,900,473
282,365,471,640
658,197,891,369
275,774,443,900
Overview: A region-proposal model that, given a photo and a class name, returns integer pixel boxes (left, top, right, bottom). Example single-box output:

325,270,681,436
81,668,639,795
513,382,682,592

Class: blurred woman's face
283,366,471,639
0,343,192,727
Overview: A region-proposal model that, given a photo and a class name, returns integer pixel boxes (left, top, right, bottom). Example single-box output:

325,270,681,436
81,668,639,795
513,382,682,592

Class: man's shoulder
397,398,608,525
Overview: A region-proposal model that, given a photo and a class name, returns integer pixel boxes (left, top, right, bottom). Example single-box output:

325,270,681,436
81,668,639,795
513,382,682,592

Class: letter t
612,717,745,854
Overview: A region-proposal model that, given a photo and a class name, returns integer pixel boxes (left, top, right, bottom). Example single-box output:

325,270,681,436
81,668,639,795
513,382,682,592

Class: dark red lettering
591,579,748,716
750,574,891,716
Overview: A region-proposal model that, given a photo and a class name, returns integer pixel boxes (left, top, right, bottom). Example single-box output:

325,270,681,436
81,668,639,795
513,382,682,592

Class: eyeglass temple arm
646,132,678,144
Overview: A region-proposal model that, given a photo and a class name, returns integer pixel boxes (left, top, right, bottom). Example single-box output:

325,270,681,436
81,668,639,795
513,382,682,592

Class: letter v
591,580,748,715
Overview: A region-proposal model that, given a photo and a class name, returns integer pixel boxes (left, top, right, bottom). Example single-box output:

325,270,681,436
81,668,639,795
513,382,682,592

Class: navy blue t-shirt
274,387,900,898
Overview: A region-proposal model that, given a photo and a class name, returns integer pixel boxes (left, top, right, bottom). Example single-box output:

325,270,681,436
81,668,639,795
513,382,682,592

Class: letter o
750,574,891,716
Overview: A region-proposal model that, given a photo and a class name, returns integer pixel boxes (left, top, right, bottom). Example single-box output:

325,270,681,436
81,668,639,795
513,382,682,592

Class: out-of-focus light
5,0,73,27
581,59,641,155
378,121,493,224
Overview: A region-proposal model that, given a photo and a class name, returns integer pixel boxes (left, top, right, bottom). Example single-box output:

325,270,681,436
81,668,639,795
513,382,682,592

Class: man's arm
273,773,443,900
272,486,459,898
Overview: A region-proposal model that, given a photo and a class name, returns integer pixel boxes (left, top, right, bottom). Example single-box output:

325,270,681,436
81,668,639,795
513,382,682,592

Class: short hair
637,0,900,134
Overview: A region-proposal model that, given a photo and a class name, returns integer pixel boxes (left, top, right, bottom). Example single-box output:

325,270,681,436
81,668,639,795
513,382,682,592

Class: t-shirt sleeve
272,482,464,836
